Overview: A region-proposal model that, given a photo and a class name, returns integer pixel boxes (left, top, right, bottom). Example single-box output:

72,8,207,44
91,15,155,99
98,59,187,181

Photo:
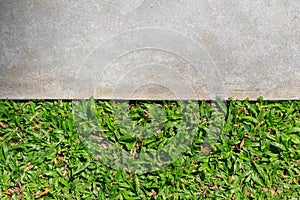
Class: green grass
0,99,300,199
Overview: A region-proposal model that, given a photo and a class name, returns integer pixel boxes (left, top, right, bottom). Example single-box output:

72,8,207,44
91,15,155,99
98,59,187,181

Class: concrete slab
0,0,299,100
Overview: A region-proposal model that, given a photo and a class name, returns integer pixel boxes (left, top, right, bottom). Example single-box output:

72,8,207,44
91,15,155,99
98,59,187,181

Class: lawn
0,99,300,199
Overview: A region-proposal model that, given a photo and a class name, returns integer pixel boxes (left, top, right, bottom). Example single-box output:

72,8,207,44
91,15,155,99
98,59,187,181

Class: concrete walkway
0,0,299,100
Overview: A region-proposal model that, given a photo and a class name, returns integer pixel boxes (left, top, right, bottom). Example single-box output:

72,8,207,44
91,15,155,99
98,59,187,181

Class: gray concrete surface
0,0,299,100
